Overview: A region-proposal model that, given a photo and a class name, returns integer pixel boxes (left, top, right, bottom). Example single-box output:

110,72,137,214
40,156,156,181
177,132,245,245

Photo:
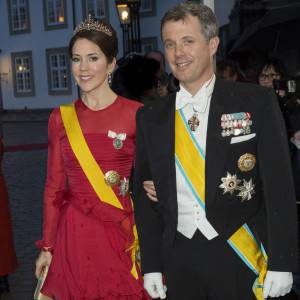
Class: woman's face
71,38,115,94
258,64,281,88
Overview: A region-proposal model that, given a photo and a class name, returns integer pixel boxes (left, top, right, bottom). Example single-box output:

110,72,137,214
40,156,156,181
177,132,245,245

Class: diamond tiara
74,14,112,36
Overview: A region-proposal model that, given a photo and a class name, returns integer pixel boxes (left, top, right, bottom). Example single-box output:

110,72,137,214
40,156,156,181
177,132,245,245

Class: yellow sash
60,103,139,280
175,110,267,299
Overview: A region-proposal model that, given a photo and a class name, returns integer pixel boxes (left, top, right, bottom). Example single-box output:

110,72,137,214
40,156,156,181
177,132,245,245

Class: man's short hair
161,1,219,41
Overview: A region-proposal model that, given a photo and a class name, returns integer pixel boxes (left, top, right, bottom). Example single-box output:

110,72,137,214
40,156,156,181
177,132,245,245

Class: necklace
188,108,200,131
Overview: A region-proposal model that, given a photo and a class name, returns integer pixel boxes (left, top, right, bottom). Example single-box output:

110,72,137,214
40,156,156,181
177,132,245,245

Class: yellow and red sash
175,109,267,300
60,103,140,280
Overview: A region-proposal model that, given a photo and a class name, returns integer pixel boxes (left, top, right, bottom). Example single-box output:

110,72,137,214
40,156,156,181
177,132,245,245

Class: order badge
104,170,120,186
238,153,256,172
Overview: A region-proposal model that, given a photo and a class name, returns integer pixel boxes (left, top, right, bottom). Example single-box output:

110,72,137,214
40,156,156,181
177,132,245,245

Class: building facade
0,0,220,110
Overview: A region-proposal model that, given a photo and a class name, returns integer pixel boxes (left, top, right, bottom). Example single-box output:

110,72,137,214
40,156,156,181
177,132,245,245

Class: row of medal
221,112,252,137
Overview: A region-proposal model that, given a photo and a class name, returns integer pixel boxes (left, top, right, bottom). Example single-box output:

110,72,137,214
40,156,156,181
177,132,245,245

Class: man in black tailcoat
133,2,298,300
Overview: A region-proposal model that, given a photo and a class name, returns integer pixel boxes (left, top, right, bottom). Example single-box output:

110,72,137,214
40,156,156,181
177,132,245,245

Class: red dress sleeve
37,109,67,249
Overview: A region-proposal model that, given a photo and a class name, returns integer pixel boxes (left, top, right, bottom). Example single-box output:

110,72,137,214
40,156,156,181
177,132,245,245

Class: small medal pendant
113,138,123,150
188,113,200,131
119,177,129,196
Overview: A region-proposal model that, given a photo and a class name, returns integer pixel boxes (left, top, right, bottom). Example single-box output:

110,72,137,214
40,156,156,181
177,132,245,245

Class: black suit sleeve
257,89,298,271
132,108,163,274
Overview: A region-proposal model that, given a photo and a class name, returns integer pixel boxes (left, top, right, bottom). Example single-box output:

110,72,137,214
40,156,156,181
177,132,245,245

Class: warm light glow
116,3,130,25
58,15,65,23
18,65,24,71
121,10,129,21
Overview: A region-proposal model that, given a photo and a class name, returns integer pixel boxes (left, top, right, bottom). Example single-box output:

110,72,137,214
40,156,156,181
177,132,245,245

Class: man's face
162,15,219,94
258,65,281,88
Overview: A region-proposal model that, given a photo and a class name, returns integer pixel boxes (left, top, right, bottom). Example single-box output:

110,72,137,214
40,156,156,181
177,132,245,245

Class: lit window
43,0,67,30
11,51,35,97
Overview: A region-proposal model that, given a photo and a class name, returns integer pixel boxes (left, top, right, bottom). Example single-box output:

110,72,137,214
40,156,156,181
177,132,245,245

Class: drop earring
108,72,112,85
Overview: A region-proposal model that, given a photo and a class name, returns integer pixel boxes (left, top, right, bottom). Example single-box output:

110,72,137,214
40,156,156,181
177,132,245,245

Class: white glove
143,272,167,299
263,271,293,299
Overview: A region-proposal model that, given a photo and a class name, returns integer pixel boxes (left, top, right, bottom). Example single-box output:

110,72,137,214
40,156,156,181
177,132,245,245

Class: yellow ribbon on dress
175,110,267,299
60,103,139,280
126,224,141,279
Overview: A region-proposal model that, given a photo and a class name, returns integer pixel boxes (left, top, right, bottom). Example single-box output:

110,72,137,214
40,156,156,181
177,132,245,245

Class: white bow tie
176,96,203,111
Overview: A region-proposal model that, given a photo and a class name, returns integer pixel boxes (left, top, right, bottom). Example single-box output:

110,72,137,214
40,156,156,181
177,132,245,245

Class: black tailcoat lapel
150,94,177,217
205,79,233,208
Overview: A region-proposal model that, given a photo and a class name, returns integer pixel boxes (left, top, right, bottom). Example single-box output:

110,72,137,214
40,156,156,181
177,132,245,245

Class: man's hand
263,271,293,299
143,180,158,202
144,272,166,299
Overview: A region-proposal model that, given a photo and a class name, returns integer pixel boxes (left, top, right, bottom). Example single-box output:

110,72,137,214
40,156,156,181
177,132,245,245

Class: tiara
74,14,112,36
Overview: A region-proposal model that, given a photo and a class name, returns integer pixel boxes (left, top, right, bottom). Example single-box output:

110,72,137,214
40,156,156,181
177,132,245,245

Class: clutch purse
34,266,52,300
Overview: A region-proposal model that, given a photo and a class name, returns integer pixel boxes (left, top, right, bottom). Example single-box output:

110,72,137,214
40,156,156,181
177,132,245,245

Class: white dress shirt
175,75,219,239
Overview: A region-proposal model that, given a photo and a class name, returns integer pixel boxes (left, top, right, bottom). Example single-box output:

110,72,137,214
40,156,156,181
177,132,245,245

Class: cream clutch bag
34,266,52,300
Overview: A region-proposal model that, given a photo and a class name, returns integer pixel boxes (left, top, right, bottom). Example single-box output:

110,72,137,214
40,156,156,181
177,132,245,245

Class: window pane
60,69,67,88
51,55,58,67
141,0,151,10
14,53,33,93
96,0,105,18
25,73,31,90
19,7,26,28
59,54,66,67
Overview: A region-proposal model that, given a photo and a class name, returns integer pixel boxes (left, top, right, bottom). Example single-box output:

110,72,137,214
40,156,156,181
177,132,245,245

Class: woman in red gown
0,132,17,294
35,16,150,300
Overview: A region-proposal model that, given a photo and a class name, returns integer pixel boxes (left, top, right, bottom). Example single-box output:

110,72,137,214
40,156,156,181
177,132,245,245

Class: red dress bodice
42,96,142,247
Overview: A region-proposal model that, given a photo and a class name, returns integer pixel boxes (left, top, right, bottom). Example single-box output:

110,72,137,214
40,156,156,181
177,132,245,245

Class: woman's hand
35,251,52,278
143,180,158,202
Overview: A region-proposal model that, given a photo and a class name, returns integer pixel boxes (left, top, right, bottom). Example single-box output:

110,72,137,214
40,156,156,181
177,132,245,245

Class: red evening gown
38,96,149,300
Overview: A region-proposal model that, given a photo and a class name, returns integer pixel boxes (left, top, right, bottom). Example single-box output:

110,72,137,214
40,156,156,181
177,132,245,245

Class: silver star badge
219,172,241,195
237,179,255,201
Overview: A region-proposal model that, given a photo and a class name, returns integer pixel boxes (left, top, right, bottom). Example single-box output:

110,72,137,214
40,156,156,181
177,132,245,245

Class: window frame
46,47,72,96
43,0,68,31
11,51,35,97
141,37,158,54
7,0,31,35
82,0,109,21
140,0,156,18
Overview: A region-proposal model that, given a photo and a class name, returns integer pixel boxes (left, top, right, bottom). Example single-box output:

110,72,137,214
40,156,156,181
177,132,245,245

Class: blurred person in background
257,58,285,94
145,50,170,97
217,59,246,82
112,53,160,104
0,122,17,298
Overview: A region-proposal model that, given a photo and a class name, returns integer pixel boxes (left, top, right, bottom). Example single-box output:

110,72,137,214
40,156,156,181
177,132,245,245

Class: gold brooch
238,153,256,172
104,170,120,187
